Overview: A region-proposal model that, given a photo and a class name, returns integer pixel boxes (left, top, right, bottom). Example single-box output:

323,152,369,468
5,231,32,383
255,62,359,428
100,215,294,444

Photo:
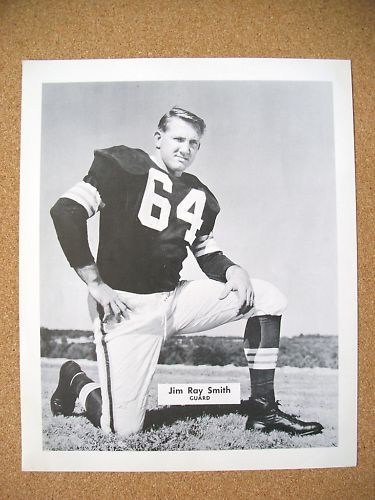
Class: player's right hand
87,282,129,323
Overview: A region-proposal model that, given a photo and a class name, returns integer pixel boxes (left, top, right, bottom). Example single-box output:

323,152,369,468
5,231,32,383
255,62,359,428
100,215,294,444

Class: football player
50,107,323,437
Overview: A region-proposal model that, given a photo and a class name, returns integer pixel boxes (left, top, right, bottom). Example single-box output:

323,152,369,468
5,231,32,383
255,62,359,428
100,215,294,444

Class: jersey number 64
138,168,206,245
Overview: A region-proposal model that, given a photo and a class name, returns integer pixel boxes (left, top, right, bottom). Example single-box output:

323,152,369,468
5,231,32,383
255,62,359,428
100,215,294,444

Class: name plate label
158,383,241,406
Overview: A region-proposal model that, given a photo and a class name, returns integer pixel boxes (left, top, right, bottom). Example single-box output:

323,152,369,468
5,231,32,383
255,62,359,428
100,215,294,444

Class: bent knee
252,279,288,316
273,287,288,314
105,402,145,436
115,419,143,437
101,414,143,437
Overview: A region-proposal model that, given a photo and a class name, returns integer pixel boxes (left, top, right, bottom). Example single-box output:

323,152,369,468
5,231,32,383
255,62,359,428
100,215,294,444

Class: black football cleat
50,360,83,416
244,397,323,436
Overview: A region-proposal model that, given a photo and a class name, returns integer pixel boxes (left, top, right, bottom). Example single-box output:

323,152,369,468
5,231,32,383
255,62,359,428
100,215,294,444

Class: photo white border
19,58,357,471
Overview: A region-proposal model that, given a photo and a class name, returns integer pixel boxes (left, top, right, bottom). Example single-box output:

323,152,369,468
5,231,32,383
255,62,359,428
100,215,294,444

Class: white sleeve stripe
195,234,211,243
194,242,206,251
192,232,222,257
194,242,222,258
63,192,95,217
62,182,101,217
64,181,100,208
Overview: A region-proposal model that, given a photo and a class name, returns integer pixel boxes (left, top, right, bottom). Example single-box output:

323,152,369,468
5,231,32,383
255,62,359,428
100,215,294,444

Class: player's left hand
219,265,254,315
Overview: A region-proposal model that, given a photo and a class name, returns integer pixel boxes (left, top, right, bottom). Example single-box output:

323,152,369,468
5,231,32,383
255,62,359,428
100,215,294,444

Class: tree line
40,328,338,368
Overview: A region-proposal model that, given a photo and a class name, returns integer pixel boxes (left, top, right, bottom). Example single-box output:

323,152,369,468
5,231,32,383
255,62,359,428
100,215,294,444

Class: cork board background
1,0,373,497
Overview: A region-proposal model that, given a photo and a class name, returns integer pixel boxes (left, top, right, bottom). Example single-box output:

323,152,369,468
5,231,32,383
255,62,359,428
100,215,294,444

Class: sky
40,80,337,337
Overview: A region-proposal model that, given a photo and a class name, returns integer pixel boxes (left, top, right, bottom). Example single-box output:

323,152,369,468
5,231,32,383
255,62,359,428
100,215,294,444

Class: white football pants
91,278,287,436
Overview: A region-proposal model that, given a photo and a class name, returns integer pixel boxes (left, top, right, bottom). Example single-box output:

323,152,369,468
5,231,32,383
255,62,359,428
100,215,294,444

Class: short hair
157,107,206,136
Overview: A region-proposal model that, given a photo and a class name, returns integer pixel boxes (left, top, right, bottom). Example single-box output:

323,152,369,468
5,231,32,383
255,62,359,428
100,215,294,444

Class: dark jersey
51,146,235,294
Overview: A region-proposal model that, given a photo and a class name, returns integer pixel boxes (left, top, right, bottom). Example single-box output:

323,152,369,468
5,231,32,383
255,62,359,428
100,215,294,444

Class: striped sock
71,373,103,428
78,382,101,408
70,371,94,396
244,315,281,401
78,383,102,428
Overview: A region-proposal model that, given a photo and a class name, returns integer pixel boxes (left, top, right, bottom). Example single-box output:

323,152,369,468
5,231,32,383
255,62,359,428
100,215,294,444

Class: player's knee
271,285,288,315
254,279,288,316
104,402,146,436
100,414,143,436
114,416,144,437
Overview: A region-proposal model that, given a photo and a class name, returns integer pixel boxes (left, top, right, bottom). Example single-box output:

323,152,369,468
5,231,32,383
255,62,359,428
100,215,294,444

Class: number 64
138,168,206,245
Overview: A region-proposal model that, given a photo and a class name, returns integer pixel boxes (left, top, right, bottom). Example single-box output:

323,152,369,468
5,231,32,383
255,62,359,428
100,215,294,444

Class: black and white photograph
20,58,357,471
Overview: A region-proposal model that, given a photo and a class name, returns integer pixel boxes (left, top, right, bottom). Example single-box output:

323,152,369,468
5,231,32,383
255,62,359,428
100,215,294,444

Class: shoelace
270,401,302,421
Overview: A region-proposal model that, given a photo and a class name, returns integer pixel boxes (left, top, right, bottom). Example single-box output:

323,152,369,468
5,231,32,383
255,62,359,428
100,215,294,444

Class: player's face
154,117,201,176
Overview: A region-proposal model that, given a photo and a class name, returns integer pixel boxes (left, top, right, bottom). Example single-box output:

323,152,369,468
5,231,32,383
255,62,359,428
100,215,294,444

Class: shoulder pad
94,145,152,176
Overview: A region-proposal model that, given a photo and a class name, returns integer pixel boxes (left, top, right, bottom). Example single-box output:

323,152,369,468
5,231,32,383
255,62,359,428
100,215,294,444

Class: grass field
42,358,338,451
